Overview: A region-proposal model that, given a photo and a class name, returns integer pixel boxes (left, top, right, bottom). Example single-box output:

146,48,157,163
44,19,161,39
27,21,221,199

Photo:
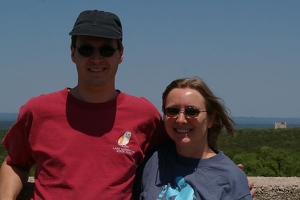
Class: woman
135,77,252,200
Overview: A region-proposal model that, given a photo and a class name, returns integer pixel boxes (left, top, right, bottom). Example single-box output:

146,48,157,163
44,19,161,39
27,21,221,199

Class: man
0,10,167,200
0,10,254,199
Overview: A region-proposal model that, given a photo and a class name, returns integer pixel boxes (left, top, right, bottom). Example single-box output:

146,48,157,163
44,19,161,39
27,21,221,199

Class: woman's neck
176,145,216,159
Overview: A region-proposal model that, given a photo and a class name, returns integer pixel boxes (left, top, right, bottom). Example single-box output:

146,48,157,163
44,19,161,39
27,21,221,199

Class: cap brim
69,26,122,40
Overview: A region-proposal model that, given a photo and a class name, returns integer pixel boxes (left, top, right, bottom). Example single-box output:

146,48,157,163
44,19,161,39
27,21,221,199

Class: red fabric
3,88,168,199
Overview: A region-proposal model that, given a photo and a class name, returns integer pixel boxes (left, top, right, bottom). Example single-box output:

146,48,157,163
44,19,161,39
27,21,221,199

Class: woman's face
163,88,214,149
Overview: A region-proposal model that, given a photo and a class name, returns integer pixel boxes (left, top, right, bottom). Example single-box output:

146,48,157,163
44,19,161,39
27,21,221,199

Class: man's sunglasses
75,45,118,57
162,107,207,118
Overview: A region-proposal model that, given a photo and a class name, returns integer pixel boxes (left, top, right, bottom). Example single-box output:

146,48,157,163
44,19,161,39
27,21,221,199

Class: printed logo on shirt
118,131,131,147
113,131,134,155
157,176,197,200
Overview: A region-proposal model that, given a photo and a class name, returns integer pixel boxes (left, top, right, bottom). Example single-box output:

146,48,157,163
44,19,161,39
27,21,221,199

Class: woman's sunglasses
75,45,118,57
162,107,207,118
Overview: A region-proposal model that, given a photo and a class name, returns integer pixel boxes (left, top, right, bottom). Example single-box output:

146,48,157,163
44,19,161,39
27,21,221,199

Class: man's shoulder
120,91,151,102
27,88,65,101
23,88,67,108
119,91,157,110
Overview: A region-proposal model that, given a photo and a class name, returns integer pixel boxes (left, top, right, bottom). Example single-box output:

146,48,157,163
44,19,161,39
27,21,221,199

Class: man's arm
0,160,29,200
237,164,255,197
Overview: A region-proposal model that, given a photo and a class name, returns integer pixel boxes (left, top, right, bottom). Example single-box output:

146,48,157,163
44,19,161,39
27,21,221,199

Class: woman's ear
207,111,216,128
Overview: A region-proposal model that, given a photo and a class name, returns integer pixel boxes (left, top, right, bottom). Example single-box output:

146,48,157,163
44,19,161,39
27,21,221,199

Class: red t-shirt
3,88,169,200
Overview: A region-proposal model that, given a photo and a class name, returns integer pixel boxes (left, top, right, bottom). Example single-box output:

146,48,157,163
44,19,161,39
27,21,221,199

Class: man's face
71,35,123,88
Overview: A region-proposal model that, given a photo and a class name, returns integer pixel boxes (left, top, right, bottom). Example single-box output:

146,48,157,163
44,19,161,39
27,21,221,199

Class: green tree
232,152,262,176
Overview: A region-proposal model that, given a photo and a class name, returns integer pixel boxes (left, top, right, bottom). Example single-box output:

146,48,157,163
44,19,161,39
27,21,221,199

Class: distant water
0,121,15,130
233,117,300,129
0,113,300,130
0,113,17,121
0,113,17,129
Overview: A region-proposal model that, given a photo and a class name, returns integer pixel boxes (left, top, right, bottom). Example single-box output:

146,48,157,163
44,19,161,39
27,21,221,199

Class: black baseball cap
69,10,122,41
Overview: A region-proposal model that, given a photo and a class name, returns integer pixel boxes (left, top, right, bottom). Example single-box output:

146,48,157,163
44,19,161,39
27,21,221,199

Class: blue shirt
135,144,252,200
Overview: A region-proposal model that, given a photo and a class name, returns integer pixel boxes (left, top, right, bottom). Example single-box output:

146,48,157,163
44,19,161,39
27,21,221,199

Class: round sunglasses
162,107,207,118
75,45,118,57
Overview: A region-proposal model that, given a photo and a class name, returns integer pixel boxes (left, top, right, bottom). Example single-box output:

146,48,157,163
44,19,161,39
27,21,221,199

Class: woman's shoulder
143,143,176,165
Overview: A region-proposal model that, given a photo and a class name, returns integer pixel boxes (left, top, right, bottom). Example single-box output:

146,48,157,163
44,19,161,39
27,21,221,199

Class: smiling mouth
175,129,192,133
89,68,105,72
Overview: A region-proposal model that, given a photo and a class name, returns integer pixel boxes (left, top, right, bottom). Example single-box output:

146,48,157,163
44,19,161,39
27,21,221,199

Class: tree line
218,128,300,177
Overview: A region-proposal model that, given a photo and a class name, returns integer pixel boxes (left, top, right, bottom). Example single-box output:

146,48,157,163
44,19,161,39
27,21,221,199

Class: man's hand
237,164,255,197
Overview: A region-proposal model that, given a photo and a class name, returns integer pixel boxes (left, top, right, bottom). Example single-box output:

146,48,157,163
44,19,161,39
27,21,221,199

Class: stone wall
17,177,300,200
251,177,300,200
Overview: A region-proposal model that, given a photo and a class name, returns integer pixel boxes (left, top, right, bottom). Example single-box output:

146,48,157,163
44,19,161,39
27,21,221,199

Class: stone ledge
17,177,300,200
251,177,300,200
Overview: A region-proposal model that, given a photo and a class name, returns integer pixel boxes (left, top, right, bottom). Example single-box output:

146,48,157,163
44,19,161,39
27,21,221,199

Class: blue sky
1,1,299,118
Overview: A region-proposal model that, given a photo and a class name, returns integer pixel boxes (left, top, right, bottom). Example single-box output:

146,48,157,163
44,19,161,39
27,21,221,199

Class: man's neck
69,86,119,103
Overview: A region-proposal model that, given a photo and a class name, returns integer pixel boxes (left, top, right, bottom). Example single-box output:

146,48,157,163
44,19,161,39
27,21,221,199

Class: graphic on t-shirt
156,176,197,200
118,131,131,147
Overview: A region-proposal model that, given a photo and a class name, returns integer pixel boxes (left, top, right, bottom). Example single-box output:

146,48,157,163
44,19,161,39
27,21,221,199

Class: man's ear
70,45,76,63
119,45,124,63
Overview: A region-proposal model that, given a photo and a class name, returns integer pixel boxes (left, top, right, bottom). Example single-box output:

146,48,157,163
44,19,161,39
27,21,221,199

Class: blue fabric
136,144,252,200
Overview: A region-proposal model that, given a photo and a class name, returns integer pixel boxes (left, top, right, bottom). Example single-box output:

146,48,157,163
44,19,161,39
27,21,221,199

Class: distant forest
218,128,300,177
1,127,300,177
